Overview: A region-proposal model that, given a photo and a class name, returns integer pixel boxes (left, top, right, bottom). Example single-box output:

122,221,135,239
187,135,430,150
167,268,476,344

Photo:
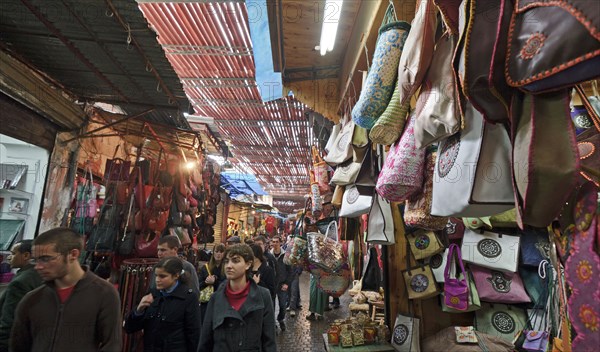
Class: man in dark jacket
0,240,42,351
253,235,276,269
270,235,292,331
11,227,122,352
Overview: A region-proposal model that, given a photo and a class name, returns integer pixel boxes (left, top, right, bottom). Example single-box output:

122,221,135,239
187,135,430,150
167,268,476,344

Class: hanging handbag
376,111,426,203
316,263,351,298
520,229,551,267
441,269,481,313
442,218,465,240
443,244,469,311
312,146,331,194
324,122,341,154
199,264,215,303
520,264,551,307
404,150,448,230
461,228,520,273
428,247,448,283
331,185,344,209
86,184,122,253
354,145,378,187
413,32,461,148
323,113,354,166
402,243,440,300
505,0,600,93
307,221,345,273
575,85,600,187
398,0,438,106
475,303,527,343
330,145,368,186
370,78,410,146
339,185,373,218
391,313,420,352
431,102,514,218
135,231,159,258
511,90,579,228
406,230,444,260
103,145,132,182
366,193,395,245
352,5,411,129
470,264,531,304
361,247,382,292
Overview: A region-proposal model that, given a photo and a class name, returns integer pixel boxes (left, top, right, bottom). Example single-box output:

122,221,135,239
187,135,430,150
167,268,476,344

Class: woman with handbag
198,243,225,323
198,244,276,352
124,257,200,352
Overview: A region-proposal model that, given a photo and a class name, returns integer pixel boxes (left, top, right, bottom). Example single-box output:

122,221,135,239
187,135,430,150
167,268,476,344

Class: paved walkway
275,273,353,352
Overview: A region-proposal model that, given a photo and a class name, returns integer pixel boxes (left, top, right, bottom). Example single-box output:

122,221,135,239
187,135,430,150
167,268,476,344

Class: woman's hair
155,257,189,285
224,244,254,278
250,244,265,264
208,243,226,273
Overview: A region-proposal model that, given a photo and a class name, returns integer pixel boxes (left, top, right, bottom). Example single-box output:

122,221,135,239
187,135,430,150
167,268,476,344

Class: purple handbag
522,330,549,352
470,264,531,304
444,244,469,311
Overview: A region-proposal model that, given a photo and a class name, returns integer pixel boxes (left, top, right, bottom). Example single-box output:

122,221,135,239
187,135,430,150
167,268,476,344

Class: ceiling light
319,0,343,56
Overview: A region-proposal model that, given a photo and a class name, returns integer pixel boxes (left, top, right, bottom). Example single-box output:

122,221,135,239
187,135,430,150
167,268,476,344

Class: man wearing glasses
10,227,122,352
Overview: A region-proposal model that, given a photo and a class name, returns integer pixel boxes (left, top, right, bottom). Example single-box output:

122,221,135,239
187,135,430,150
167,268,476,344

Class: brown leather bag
506,0,600,93
511,90,580,228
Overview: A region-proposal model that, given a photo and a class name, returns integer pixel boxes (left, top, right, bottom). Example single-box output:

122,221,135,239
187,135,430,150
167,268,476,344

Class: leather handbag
403,151,449,231
135,231,159,258
103,145,131,182
470,264,531,304
339,185,373,218
461,228,520,273
398,0,437,106
413,32,460,148
376,111,425,203
462,0,513,124
475,303,527,343
406,230,443,260
431,102,514,218
354,145,378,187
352,5,410,129
505,0,600,92
511,90,579,228
391,314,420,352
361,247,382,292
520,229,551,267
332,185,344,209
323,115,354,166
443,244,469,311
366,193,395,245
86,185,122,253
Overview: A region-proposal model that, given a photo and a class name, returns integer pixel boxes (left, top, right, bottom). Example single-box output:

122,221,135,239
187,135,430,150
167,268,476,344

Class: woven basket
369,81,410,145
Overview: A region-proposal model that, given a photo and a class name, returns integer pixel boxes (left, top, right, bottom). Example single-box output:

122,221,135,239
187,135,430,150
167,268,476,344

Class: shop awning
221,173,268,198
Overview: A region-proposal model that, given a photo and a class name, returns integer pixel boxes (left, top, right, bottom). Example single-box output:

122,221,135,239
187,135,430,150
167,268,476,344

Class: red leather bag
135,232,159,258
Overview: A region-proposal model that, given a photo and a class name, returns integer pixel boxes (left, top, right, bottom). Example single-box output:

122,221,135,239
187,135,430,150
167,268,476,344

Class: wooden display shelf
322,334,396,352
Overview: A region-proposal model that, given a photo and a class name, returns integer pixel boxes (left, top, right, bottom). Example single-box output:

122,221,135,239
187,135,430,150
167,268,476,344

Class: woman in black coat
125,257,200,352
250,244,276,301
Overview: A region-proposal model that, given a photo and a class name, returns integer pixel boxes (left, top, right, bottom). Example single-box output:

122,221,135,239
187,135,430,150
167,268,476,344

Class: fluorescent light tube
319,0,343,56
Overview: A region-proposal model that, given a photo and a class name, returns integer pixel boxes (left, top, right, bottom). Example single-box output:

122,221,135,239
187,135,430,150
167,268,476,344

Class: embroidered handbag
312,146,330,194
461,228,520,273
455,326,478,344
352,5,410,129
406,230,443,260
199,264,215,303
522,330,550,352
404,151,448,231
376,111,425,203
470,264,531,304
323,115,354,166
461,0,512,124
475,303,527,343
564,181,600,351
316,264,351,298
391,314,420,352
428,248,448,283
402,243,440,300
444,244,469,311
511,90,579,228
366,193,395,245
370,78,410,146
505,0,600,93
339,185,373,218
443,218,465,240
398,0,437,106
441,270,481,313
431,102,514,218
520,229,551,267
413,32,460,149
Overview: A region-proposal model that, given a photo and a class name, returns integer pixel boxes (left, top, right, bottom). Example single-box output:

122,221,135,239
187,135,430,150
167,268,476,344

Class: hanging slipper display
369,78,410,145
352,4,410,130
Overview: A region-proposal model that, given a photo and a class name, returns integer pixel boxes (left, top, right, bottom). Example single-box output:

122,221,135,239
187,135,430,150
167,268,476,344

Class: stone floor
274,273,353,352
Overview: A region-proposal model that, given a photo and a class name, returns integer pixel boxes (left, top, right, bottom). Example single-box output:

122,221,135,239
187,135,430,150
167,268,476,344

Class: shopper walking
198,243,225,322
287,265,303,317
253,235,276,269
153,235,200,293
306,273,328,321
11,227,122,352
270,235,292,331
125,257,200,352
0,240,42,351
250,244,276,301
198,244,276,352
